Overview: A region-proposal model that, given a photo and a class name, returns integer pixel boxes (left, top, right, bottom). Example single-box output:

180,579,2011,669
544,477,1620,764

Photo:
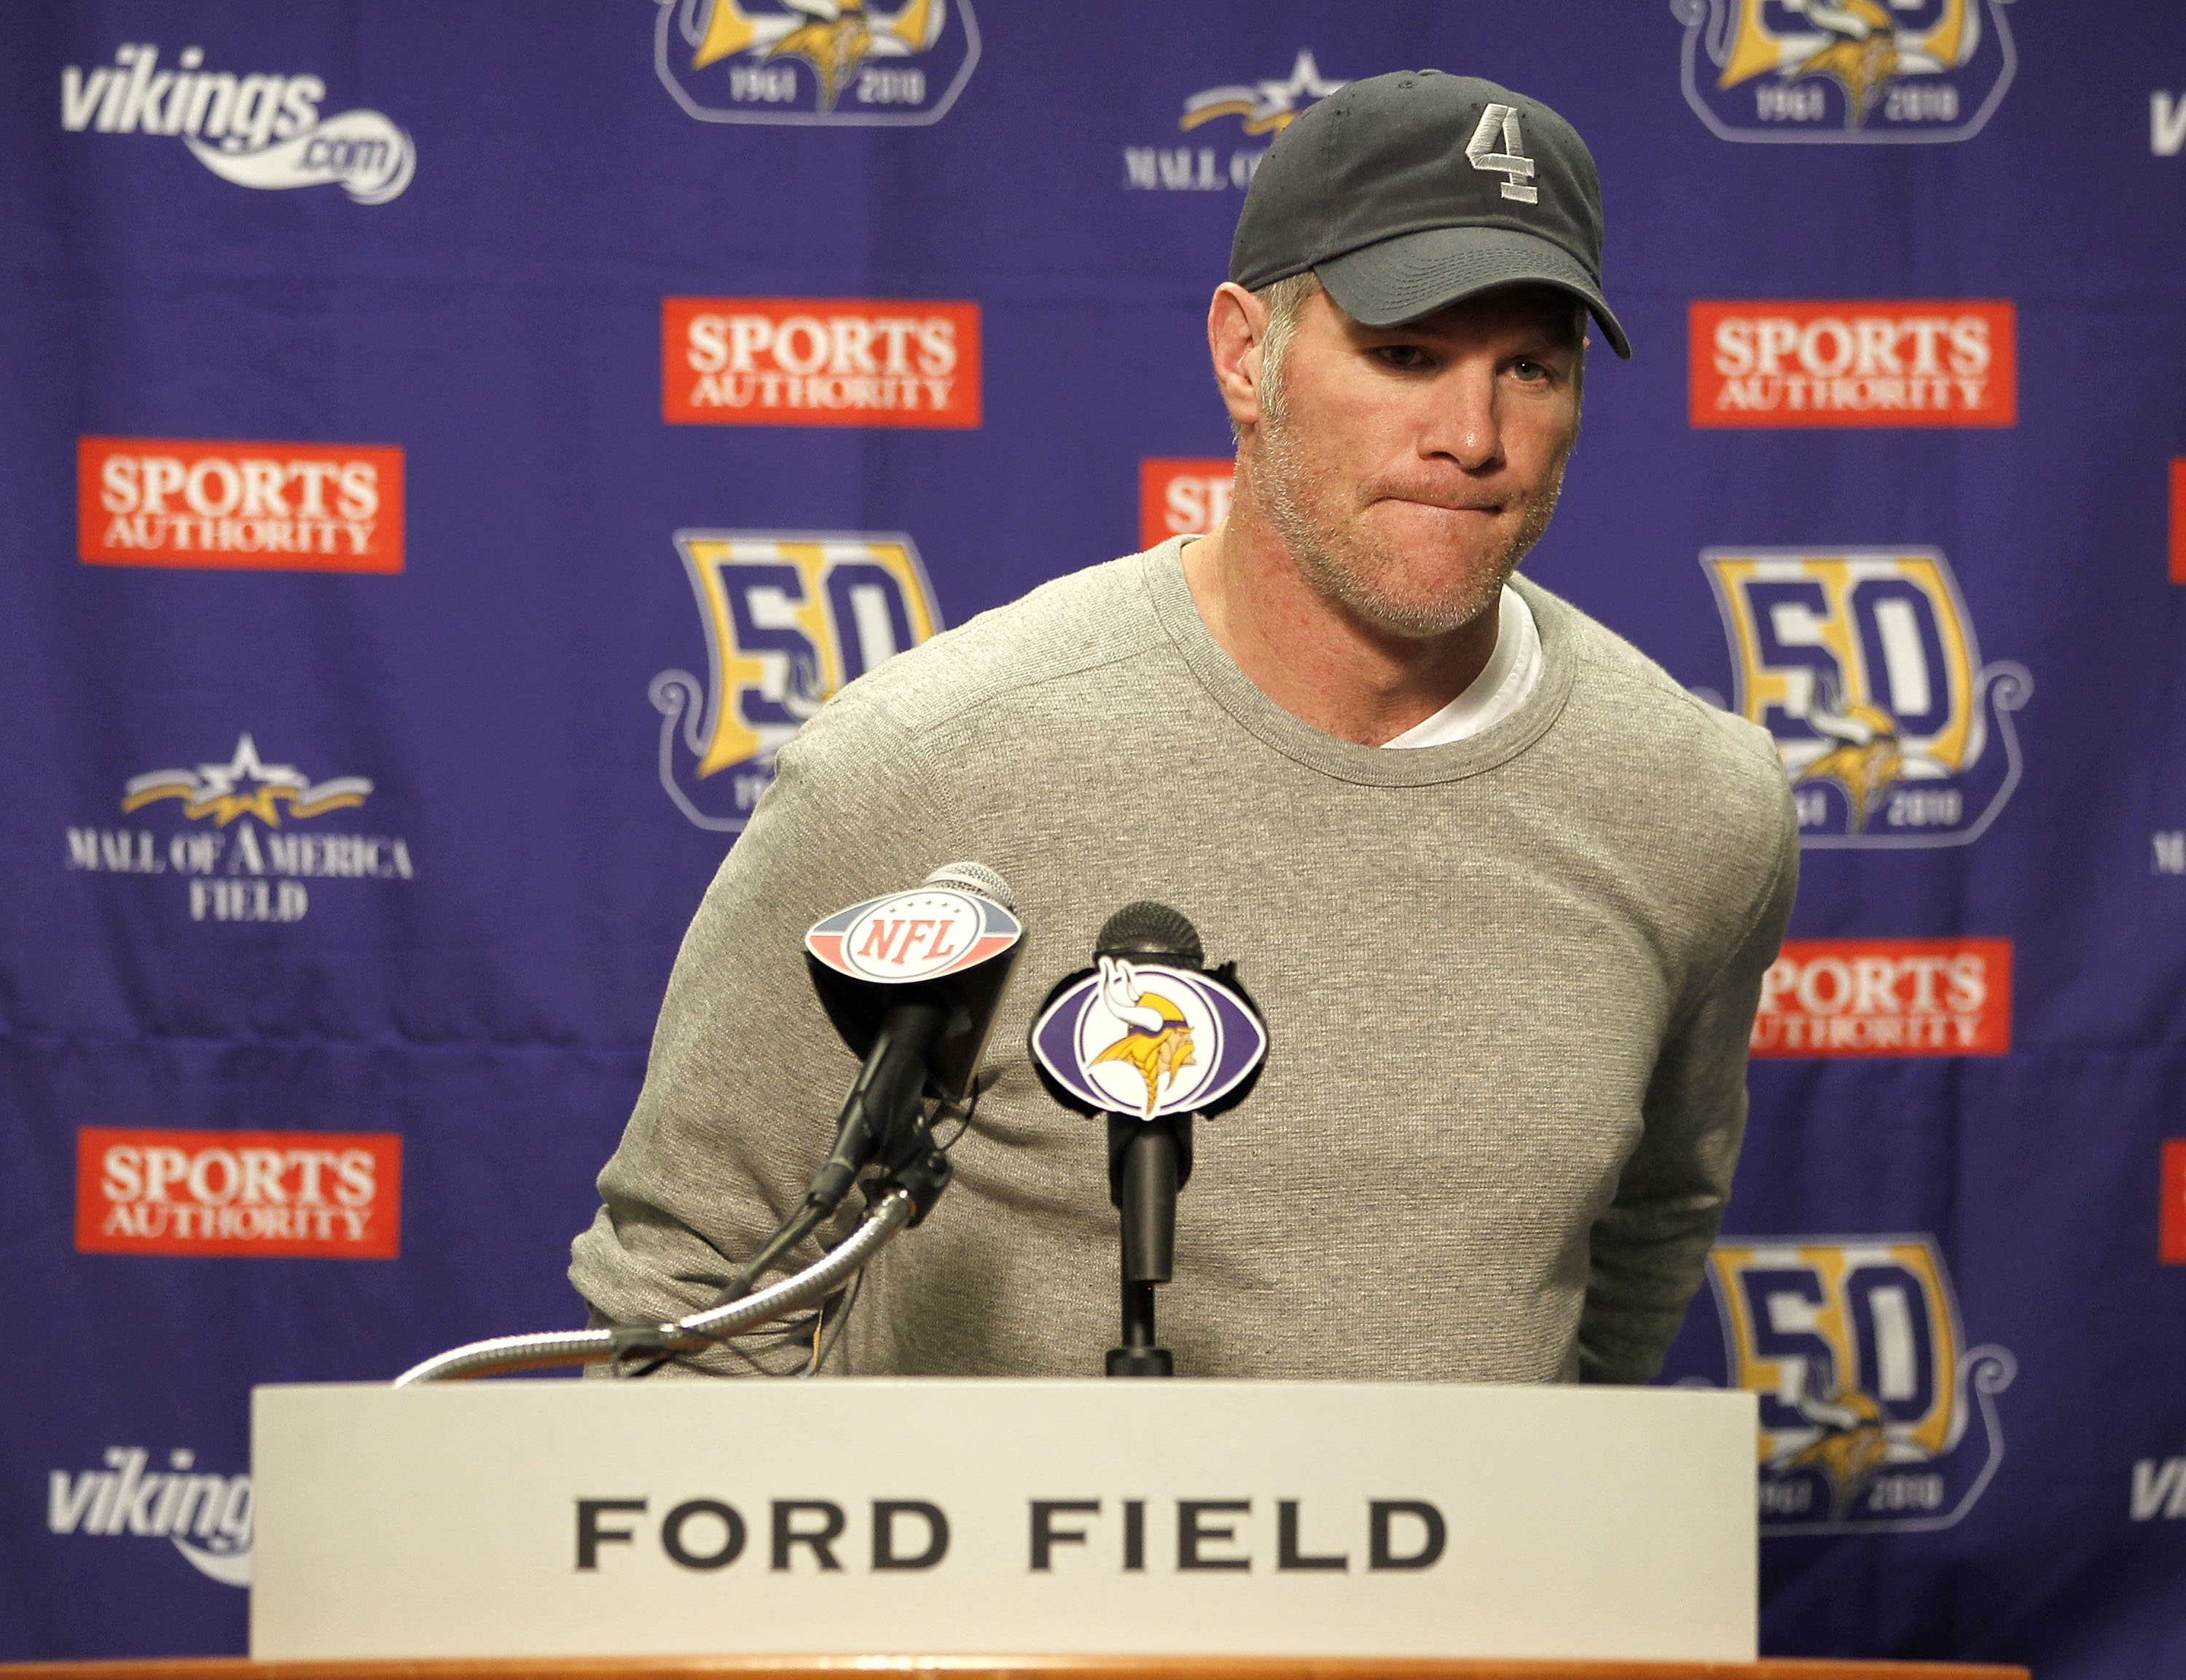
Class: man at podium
569,70,1798,1383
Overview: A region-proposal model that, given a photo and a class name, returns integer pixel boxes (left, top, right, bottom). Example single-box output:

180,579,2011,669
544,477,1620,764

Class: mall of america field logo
652,530,941,831
1124,49,1346,193
66,734,415,923
1672,0,2016,144
61,42,413,201
654,0,979,125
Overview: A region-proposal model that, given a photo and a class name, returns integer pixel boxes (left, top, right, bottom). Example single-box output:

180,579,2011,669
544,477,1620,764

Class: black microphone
1028,900,1266,1377
799,862,1023,1222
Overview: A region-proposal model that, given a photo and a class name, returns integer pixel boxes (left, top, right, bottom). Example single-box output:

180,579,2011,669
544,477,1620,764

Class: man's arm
1576,790,1800,1385
568,694,961,1374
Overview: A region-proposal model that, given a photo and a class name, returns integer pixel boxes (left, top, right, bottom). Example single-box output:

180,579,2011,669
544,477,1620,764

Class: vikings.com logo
654,0,980,126
1704,548,2032,849
1701,1238,2015,1534
1031,956,1266,1121
650,530,941,833
1672,0,2017,144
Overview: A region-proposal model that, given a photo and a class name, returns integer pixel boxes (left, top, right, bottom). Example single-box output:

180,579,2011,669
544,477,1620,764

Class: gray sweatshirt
570,541,1798,1383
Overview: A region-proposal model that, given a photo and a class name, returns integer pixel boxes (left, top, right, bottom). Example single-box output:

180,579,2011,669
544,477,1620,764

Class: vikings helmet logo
660,0,977,127
1787,1386,1892,1520
694,0,945,113
1783,1,1903,126
1087,956,1199,1120
1676,0,2014,146
1030,952,1266,1124
1796,680,1904,833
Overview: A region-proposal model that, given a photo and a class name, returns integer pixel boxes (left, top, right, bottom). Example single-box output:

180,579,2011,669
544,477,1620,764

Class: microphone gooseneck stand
393,1139,953,1385
1093,902,1206,1379
396,859,1025,1387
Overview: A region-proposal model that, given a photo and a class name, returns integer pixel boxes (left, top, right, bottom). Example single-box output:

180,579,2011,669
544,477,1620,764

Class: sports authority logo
79,438,403,572
1031,957,1266,1121
50,1445,252,1587
2170,460,2186,585
65,734,416,923
77,1127,401,1259
654,0,979,126
1704,549,2032,847
2163,1142,2186,1265
1754,938,2010,1056
665,299,979,428
651,531,941,832
61,44,413,202
1672,0,2016,144
1124,50,1345,192
1690,302,2015,428
1140,459,1233,551
807,887,1021,983
1706,1237,2015,1533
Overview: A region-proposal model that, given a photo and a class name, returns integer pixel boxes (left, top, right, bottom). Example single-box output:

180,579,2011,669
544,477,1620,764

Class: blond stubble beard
1248,402,1569,640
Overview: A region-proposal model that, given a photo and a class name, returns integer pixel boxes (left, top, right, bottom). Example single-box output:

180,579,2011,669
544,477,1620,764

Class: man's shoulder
827,548,1172,739
1519,575,1790,819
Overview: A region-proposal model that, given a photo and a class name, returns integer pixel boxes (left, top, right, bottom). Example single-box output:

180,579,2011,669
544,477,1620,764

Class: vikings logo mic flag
1030,951,1266,1123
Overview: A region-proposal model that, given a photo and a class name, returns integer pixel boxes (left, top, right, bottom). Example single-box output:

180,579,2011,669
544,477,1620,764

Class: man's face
1248,283,1584,640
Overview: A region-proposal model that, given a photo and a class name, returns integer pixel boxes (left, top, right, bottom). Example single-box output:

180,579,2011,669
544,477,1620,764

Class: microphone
1028,900,1266,1376
1028,900,1266,1128
799,863,1024,1222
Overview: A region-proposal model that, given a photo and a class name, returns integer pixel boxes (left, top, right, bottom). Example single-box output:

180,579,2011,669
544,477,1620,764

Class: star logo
1180,50,1347,136
120,735,373,828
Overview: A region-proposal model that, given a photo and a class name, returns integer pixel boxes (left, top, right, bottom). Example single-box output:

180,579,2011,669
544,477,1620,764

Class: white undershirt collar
1380,585,1543,749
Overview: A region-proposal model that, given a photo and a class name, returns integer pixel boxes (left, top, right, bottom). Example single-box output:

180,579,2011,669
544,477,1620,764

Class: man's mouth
1376,493,1504,515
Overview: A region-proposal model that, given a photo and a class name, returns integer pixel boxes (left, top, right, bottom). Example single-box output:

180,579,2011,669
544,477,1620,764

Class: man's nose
1424,363,1503,471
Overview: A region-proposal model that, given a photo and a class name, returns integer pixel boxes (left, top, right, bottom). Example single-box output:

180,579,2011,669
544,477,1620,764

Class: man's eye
1375,345,1430,369
1511,358,1551,382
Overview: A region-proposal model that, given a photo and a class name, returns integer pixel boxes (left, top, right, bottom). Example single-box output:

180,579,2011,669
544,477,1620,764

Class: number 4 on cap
1466,104,1537,204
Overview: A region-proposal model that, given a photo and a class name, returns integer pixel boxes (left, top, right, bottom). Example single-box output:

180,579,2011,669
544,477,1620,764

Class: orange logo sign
664,297,979,428
2170,461,2186,585
2163,1142,2186,1264
1139,458,1234,551
79,437,403,571
1689,302,2015,428
1752,938,2011,1057
77,1127,402,1257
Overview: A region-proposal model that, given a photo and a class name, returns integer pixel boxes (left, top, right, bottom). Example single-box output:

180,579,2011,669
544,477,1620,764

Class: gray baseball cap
1230,70,1631,358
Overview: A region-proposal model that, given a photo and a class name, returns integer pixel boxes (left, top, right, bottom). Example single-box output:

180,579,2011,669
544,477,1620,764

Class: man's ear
1207,282,1269,433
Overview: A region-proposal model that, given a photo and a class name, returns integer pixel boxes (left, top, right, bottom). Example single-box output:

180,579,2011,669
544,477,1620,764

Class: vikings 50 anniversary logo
1705,549,2031,848
1672,0,2016,143
651,530,941,833
1707,1238,2015,1533
655,0,979,126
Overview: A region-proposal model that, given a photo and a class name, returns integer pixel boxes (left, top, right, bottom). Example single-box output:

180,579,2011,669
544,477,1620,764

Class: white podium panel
251,1378,1757,1663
